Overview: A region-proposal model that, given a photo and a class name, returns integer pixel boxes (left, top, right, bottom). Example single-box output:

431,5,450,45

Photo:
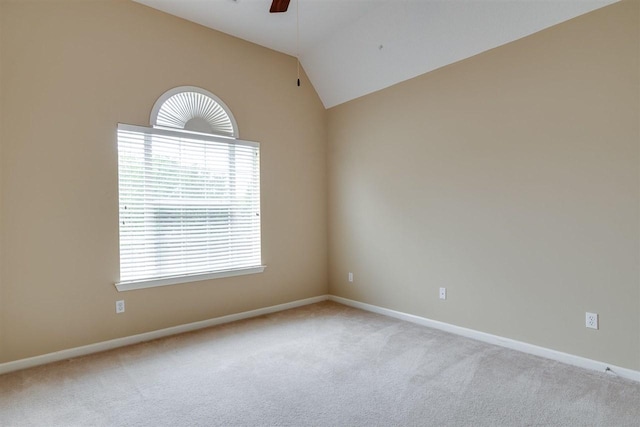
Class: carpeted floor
0,301,639,426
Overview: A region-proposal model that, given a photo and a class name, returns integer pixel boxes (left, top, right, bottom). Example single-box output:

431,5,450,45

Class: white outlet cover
439,287,446,300
348,272,353,282
585,312,598,330
116,300,125,314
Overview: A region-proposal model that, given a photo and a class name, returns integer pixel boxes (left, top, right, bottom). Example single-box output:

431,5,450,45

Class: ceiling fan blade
270,0,290,13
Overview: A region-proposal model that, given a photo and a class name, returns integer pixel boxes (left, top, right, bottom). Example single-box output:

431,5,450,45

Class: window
116,87,263,291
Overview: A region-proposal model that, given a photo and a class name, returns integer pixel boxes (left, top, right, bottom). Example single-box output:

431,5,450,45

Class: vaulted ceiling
133,0,617,108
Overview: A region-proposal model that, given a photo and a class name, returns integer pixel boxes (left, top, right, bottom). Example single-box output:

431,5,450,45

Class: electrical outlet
586,312,598,330
116,300,125,314
439,287,446,300
348,272,353,282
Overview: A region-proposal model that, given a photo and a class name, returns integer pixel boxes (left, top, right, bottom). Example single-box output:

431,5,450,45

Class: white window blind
117,123,261,287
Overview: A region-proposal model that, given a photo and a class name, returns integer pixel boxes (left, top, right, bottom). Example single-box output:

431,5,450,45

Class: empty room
0,0,639,425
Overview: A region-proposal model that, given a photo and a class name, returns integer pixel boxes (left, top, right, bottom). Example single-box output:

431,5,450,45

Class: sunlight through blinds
117,124,261,284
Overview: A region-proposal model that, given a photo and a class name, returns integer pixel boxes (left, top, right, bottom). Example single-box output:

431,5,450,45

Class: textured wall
328,1,639,370
0,0,327,363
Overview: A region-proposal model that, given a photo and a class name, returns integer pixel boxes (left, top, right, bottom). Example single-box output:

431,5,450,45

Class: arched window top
150,86,238,138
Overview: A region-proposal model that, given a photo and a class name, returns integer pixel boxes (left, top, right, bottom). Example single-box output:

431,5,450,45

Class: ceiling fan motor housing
270,0,290,13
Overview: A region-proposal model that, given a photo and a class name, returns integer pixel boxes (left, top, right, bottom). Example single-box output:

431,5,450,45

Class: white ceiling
133,0,618,108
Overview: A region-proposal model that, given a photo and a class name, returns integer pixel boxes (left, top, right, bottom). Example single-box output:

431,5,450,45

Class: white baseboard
3,293,638,383
329,295,640,383
0,295,329,376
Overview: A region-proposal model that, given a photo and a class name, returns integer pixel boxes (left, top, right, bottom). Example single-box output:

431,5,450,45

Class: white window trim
118,123,254,147
115,265,266,292
115,118,263,291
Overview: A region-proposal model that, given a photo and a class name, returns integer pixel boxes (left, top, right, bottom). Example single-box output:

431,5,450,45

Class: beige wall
0,0,4,365
1,0,638,373
328,1,640,370
0,0,327,363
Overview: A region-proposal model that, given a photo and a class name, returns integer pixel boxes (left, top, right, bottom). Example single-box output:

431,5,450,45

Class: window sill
115,266,266,292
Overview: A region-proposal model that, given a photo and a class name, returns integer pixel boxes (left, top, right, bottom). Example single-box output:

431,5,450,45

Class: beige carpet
1,301,639,426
